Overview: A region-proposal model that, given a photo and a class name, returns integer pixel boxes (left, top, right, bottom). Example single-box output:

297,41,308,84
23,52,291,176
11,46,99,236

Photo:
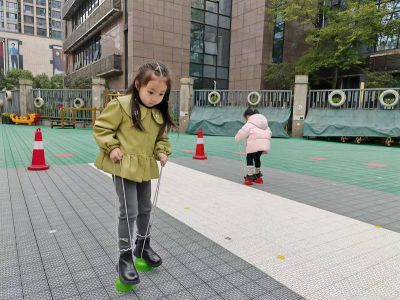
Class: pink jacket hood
248,114,269,130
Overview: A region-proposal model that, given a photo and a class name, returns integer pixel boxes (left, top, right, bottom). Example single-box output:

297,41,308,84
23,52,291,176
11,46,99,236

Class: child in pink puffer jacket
235,107,272,185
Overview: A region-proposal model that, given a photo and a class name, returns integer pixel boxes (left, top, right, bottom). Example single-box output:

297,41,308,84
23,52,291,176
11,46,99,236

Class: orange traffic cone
27,128,49,171
193,128,207,160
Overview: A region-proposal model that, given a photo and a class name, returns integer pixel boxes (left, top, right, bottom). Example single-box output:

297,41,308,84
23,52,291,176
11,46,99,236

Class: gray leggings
114,176,152,251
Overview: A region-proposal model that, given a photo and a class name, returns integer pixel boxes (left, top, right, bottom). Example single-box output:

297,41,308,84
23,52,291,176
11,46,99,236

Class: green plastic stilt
115,276,135,292
134,257,152,271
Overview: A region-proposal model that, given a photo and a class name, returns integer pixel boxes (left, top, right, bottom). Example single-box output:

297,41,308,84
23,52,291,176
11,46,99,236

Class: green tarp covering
303,109,400,137
186,106,291,137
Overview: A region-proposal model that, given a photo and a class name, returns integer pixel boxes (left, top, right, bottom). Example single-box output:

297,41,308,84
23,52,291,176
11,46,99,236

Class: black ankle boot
118,251,140,284
133,238,162,268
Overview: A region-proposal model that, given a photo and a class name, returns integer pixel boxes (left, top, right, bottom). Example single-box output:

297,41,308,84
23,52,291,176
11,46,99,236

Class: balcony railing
64,54,122,86
63,0,121,53
62,0,84,19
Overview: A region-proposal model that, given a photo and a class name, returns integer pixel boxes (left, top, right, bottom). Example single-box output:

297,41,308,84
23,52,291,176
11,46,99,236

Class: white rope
114,160,164,263
113,164,119,270
139,166,163,258
113,160,135,275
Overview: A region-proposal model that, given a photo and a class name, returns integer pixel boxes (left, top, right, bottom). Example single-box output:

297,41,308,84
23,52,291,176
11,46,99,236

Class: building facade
62,0,400,91
63,0,191,90
62,0,281,90
0,0,64,76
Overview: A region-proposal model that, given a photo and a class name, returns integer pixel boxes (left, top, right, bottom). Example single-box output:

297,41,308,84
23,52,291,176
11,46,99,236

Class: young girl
93,62,173,285
235,107,272,185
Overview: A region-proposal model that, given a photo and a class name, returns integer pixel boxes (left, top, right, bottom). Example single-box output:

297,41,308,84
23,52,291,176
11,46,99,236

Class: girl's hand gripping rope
158,153,168,167
110,148,123,163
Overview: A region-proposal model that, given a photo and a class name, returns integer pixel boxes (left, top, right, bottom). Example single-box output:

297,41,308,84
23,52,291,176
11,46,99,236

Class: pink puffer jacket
235,114,272,154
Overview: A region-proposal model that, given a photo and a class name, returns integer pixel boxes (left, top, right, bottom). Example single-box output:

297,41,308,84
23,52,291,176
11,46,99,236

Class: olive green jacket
93,95,171,182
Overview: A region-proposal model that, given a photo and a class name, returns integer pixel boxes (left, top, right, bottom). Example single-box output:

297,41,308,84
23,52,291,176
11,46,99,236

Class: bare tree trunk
332,67,338,89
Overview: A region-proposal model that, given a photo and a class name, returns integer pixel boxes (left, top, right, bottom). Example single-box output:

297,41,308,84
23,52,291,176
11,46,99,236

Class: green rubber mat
1,124,399,195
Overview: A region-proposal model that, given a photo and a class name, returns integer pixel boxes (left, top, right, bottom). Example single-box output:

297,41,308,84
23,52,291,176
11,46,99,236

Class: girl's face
137,77,167,107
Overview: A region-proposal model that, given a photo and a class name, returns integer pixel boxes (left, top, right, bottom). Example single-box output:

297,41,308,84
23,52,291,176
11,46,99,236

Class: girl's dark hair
243,106,259,118
126,62,175,134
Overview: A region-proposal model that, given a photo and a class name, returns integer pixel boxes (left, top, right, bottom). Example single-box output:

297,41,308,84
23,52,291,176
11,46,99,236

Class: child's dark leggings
113,176,152,251
246,151,263,167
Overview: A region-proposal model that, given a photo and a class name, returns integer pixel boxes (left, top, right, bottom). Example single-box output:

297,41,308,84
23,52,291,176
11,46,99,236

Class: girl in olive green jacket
93,62,173,285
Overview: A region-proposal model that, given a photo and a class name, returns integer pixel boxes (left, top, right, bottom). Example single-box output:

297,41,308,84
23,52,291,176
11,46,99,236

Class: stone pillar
179,77,193,133
19,79,33,115
292,75,308,138
92,77,106,117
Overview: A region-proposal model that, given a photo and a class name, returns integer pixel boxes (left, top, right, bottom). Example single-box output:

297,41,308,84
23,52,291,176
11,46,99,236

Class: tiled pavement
152,162,400,300
1,124,400,299
171,157,400,233
0,164,303,300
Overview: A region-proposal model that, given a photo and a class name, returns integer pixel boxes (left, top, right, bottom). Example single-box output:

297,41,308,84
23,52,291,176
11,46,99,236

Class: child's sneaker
243,174,256,185
254,172,263,184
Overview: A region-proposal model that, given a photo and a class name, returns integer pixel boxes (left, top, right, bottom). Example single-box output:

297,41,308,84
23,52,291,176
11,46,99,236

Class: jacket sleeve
235,123,251,142
92,100,122,155
154,129,172,158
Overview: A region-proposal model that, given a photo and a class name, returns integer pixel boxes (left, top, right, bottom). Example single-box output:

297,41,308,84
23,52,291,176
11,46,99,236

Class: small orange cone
27,128,49,171
193,128,207,160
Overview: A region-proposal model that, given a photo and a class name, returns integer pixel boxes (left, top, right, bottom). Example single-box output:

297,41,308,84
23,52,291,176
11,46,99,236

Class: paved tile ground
1,124,400,299
1,125,399,195
171,157,400,233
152,163,400,300
0,164,303,300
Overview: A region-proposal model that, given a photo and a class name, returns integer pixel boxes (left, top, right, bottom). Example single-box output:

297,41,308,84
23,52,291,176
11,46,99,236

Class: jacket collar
117,95,163,124
117,95,147,120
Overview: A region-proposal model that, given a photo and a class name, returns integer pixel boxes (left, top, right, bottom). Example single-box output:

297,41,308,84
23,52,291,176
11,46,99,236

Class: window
190,0,231,89
218,0,232,16
36,7,46,16
37,27,47,36
218,15,230,29
72,0,100,30
272,15,285,63
7,23,18,31
24,15,34,23
190,23,204,53
24,0,33,3
375,0,400,51
0,11,3,20
24,25,34,34
73,35,101,71
205,1,217,13
52,0,61,9
36,0,46,5
24,5,33,14
191,8,204,23
204,54,216,65
217,28,230,67
52,20,61,29
52,30,62,39
192,0,204,9
52,10,61,19
205,12,218,26
204,25,217,42
203,65,215,78
36,17,46,26
6,1,18,12
217,67,229,79
7,12,18,20
190,63,203,77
